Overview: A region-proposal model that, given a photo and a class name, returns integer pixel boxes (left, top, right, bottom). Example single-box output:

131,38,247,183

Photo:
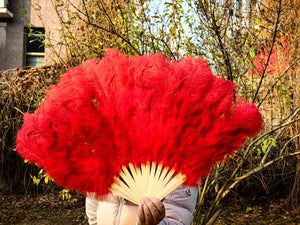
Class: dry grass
0,65,62,192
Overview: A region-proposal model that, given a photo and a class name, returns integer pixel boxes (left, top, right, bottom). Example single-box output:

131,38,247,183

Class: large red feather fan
16,49,263,203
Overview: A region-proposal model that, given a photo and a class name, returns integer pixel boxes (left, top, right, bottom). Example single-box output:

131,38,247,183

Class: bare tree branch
252,0,282,103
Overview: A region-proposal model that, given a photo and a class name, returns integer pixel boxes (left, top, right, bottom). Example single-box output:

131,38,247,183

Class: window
24,27,45,67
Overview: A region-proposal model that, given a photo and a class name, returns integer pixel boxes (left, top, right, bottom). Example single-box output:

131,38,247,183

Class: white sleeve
159,185,198,225
86,194,99,225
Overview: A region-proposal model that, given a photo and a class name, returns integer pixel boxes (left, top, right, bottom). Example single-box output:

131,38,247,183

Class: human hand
137,196,166,225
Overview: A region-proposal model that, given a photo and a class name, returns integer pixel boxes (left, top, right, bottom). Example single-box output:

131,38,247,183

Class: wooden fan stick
135,165,144,202
110,167,140,204
157,172,186,200
110,182,138,204
152,167,175,196
109,166,142,204
110,161,186,205
146,162,157,196
148,162,163,197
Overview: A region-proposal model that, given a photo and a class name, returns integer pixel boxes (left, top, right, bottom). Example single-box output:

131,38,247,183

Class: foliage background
1,0,300,224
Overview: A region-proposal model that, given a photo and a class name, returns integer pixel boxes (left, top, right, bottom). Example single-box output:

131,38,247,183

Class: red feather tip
16,49,263,195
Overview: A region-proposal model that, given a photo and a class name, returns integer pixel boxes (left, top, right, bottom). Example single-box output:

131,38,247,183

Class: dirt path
0,192,87,225
1,192,299,224
215,199,300,225
216,209,300,225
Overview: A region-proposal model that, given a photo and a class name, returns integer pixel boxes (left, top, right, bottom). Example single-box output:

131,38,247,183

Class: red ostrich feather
16,49,263,203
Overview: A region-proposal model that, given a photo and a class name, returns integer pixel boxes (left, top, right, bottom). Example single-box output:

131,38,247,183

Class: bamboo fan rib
110,162,186,205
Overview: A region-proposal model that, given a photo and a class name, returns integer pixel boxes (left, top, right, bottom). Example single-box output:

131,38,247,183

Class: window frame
24,27,45,68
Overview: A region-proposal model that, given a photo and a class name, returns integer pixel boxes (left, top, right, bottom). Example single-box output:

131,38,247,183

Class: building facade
0,0,70,71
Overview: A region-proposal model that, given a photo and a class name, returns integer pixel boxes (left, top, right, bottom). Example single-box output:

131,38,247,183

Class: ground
0,192,88,225
215,203,300,225
215,196,300,225
0,192,299,225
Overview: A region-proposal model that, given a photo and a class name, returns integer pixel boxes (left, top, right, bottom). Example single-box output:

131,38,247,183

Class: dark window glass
24,27,45,67
25,27,45,53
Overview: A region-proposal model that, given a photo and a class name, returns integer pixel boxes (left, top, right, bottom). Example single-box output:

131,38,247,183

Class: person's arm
86,194,99,225
137,185,198,225
161,185,198,225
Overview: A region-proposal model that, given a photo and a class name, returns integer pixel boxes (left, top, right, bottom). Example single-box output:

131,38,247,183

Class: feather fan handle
109,162,186,205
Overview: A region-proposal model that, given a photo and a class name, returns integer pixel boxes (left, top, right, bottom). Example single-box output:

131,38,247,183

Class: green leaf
246,207,252,213
255,140,263,146
270,138,277,147
261,139,269,153
32,176,40,185
261,144,267,154
35,179,40,185
257,148,261,157
250,49,255,59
